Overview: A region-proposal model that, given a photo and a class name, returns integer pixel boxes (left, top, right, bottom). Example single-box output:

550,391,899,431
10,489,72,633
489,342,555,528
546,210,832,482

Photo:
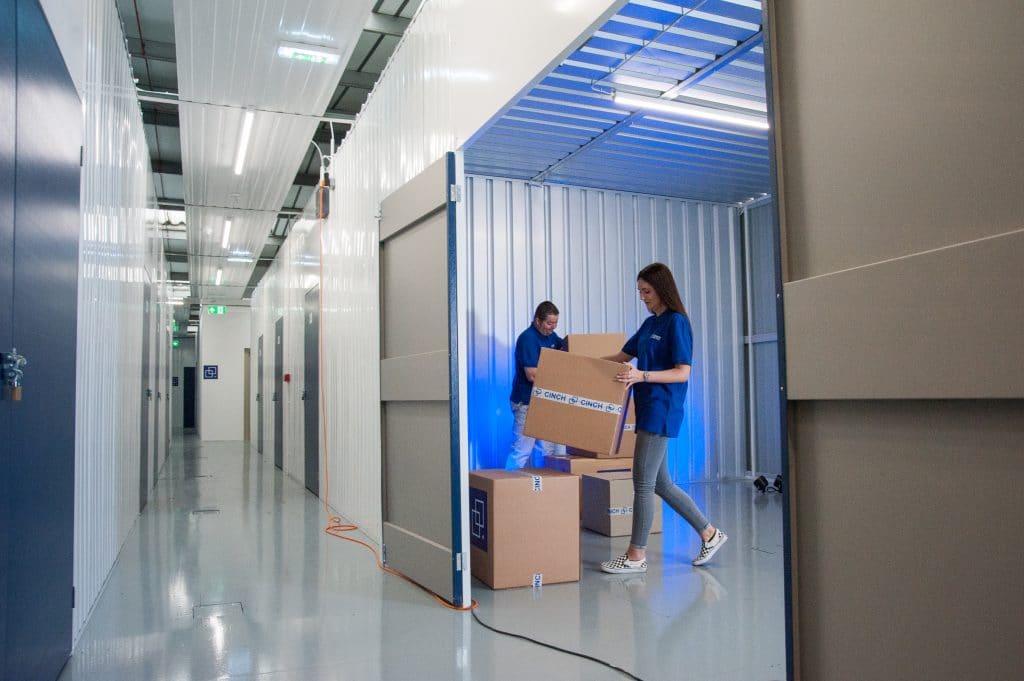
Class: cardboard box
563,333,636,458
468,469,580,589
564,332,626,358
523,348,631,456
542,454,633,521
567,396,636,459
581,472,662,537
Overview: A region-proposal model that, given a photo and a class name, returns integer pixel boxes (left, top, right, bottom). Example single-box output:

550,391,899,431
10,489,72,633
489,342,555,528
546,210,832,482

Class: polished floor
59,436,786,681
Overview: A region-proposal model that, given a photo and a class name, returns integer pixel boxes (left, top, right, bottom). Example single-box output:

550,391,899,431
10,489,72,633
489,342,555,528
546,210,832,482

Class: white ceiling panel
178,103,317,210
173,0,375,303
174,0,373,113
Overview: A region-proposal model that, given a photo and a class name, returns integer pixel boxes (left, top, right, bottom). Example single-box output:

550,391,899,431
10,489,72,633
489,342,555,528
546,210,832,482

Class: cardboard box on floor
468,469,580,589
523,348,631,456
563,333,636,459
581,471,662,537
542,454,633,521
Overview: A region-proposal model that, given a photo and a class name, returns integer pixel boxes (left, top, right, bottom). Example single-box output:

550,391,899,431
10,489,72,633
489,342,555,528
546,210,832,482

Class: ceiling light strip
613,92,768,130
233,111,255,175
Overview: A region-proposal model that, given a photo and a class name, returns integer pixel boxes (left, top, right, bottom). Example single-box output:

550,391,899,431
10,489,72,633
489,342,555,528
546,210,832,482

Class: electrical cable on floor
470,608,646,681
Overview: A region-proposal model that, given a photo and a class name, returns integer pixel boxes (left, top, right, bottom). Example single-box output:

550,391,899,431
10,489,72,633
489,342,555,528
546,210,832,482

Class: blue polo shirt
510,324,563,404
623,310,693,437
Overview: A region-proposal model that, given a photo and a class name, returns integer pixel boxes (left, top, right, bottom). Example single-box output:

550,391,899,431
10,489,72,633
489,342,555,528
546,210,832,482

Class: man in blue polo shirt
505,301,566,469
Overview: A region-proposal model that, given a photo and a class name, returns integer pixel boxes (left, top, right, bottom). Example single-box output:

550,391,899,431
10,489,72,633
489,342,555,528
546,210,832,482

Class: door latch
2,348,27,401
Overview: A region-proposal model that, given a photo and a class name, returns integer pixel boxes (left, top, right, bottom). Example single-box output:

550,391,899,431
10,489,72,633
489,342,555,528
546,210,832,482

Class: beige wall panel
773,0,1024,281
785,228,1024,399
793,400,1024,681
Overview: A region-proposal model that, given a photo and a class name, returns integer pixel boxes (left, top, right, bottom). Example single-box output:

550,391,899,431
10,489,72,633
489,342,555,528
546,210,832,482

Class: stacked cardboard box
523,349,631,456
468,469,579,589
542,454,633,521
581,471,662,537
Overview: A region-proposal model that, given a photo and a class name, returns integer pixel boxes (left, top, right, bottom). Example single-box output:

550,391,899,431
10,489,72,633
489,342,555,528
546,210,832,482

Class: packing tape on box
608,506,634,516
531,387,624,414
623,423,635,432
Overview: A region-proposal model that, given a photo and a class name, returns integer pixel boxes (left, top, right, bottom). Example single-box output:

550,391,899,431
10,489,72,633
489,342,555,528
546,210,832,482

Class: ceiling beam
364,12,410,37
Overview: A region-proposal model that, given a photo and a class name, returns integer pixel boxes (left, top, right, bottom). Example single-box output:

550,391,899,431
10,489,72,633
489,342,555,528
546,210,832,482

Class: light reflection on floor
60,436,786,681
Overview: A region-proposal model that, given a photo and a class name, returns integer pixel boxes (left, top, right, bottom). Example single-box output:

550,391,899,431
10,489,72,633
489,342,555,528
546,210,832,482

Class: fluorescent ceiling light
187,325,198,333
168,300,184,306
226,256,254,263
277,41,341,65
215,268,223,286
233,111,255,175
221,219,232,248
614,92,769,130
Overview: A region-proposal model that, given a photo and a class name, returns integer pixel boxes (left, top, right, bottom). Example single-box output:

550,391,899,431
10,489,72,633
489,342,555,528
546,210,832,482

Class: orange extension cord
314,179,477,613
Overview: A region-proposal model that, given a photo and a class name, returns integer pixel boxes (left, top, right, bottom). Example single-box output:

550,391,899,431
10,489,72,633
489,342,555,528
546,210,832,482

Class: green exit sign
172,339,180,348
207,305,227,315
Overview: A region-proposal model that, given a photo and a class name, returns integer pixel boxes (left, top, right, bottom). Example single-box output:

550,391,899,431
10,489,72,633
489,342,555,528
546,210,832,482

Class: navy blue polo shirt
509,324,563,404
623,310,693,437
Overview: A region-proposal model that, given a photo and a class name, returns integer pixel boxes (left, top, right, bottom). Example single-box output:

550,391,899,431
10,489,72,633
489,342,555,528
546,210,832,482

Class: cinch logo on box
469,488,488,551
608,506,633,515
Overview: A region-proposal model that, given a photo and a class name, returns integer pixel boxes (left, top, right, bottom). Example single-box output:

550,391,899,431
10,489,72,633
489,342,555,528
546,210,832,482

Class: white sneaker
692,529,727,566
600,554,648,574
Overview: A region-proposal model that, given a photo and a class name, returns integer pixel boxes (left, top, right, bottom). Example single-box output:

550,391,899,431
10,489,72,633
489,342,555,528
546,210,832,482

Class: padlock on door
2,349,27,401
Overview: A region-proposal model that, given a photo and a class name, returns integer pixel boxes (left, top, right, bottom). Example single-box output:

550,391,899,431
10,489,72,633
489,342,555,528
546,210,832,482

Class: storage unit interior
461,2,788,679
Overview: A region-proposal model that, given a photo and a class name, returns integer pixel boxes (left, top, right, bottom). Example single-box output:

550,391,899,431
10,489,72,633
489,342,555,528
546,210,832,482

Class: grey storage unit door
379,153,468,606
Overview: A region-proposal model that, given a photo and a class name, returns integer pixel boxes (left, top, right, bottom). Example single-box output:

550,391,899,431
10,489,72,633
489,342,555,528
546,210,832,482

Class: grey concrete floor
59,436,786,681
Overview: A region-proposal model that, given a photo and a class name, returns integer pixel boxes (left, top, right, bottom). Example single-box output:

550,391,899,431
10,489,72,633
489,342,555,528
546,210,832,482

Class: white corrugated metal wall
73,0,170,643
465,176,747,481
251,0,622,542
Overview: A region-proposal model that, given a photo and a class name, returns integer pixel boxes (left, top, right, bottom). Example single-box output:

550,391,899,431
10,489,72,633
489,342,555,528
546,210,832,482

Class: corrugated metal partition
742,197,781,477
251,0,620,543
73,0,171,643
465,175,746,481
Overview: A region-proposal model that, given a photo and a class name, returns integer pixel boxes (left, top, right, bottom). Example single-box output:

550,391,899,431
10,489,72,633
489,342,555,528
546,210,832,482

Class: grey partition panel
785,229,1024,400
139,284,151,511
274,317,283,469
379,152,467,606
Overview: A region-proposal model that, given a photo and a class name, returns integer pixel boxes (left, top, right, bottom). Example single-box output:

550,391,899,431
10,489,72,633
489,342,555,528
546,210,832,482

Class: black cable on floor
470,608,646,681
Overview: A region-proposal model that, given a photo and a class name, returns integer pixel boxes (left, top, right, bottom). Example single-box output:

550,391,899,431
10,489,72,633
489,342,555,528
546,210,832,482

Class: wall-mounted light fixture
215,268,223,286
613,92,769,130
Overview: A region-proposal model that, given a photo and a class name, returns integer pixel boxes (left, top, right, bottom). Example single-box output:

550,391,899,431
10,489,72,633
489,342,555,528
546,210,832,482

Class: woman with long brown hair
600,263,727,573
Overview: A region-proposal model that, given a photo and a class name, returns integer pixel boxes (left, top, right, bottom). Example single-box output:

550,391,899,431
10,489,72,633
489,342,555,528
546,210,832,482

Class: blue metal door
257,334,264,454
0,0,81,678
303,287,319,495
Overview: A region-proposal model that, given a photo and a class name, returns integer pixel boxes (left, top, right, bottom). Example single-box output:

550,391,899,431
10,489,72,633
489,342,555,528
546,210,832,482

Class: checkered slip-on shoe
692,529,728,566
600,554,648,574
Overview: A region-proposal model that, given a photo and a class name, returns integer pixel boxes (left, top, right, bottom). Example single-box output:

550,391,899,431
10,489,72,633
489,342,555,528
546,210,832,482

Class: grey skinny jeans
630,430,710,550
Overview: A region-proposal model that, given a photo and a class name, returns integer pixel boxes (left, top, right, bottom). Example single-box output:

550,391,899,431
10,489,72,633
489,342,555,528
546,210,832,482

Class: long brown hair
637,263,687,316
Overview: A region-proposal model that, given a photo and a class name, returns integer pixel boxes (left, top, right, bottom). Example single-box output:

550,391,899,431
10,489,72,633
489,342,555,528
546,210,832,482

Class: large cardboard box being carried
523,348,631,456
581,471,662,537
468,469,579,589
562,333,637,459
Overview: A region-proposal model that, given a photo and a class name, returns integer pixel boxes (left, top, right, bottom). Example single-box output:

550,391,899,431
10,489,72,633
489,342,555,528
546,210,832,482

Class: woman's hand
616,362,642,386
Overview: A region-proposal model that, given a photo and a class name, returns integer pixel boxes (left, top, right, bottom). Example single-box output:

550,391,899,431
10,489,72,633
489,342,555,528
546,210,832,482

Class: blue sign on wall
203,365,219,380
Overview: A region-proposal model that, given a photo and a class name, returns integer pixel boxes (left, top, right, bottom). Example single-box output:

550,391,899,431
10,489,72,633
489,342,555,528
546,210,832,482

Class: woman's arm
615,363,691,386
